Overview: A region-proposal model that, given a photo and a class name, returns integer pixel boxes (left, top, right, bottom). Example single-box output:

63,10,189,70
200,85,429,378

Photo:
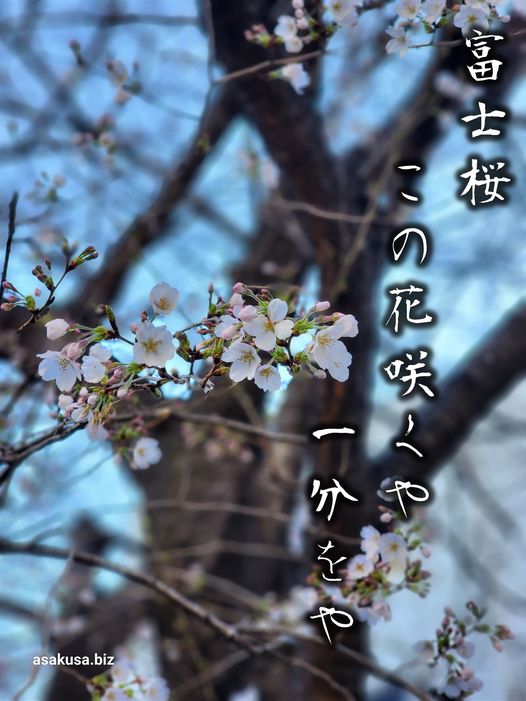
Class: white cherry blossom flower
379,532,407,562
438,668,483,698
133,437,162,469
332,313,359,337
347,554,374,579
254,364,281,391
285,35,303,53
133,321,175,367
453,5,489,35
58,394,74,410
45,318,70,340
379,533,407,583
396,0,421,20
143,677,170,701
111,657,135,684
37,351,82,392
90,344,112,361
360,525,381,560
81,344,111,383
215,314,241,340
149,282,180,315
222,341,261,382
275,15,298,40
243,298,293,351
280,63,310,94
421,0,445,23
328,0,359,23
309,324,353,382
385,24,412,56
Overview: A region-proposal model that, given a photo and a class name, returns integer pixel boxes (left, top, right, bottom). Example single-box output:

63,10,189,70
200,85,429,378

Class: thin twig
215,51,323,85
1,192,18,301
0,539,356,700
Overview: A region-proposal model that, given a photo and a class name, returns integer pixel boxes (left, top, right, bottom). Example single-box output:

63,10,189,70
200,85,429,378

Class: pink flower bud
232,282,245,294
221,325,239,340
34,288,41,297
292,0,304,8
117,387,128,399
238,305,258,321
315,301,331,312
87,394,98,406
130,323,138,333
229,292,243,308
380,512,394,523
63,340,85,360
79,387,89,398
2,281,14,289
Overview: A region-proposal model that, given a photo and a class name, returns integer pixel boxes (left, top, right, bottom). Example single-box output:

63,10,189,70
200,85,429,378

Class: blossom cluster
87,656,169,701
386,0,509,56
245,0,363,93
245,0,514,88
3,254,358,471
313,520,431,625
415,602,513,698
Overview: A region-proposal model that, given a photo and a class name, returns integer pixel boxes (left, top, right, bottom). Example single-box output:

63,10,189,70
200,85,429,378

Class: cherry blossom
133,437,162,469
385,25,412,56
133,321,175,367
378,533,407,584
243,299,293,351
421,0,445,23
45,318,70,340
280,63,310,94
111,657,135,684
453,5,489,35
149,282,180,315
438,668,483,698
274,15,298,41
395,0,421,20
37,350,82,392
328,0,359,24
221,340,261,382
215,314,241,340
332,313,359,338
58,394,74,410
254,364,281,391
81,344,111,383
308,324,353,382
347,554,374,580
360,525,381,560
